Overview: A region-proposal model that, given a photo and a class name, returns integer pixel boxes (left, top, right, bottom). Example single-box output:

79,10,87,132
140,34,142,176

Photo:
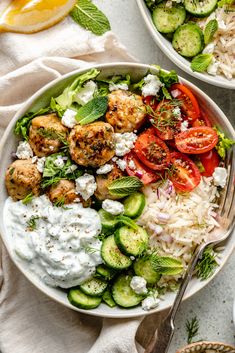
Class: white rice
137,177,220,287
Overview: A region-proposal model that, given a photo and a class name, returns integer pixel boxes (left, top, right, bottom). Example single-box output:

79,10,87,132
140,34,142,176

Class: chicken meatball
29,113,68,157
95,164,125,200
5,159,42,201
105,90,146,133
48,179,77,205
69,122,115,168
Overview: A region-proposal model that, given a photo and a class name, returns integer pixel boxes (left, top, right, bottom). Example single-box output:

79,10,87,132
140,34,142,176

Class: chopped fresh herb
14,107,50,140
76,96,108,125
83,245,99,254
54,197,65,207
37,128,68,145
27,216,40,231
147,99,181,132
9,168,15,175
22,192,34,205
213,126,235,159
186,316,199,344
70,0,111,36
196,246,218,280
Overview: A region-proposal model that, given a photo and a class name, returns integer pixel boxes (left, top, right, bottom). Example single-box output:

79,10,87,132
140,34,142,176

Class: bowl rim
176,341,235,353
136,0,235,90
0,61,235,318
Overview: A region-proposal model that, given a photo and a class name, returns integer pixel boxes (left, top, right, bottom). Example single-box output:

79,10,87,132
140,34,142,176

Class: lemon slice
0,0,76,33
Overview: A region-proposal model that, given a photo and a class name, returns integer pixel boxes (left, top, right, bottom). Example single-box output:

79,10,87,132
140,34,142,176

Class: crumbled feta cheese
203,43,215,54
96,164,113,174
36,157,46,173
141,296,160,311
16,141,33,160
65,165,78,174
116,159,127,171
102,199,124,216
130,276,148,295
114,132,137,156
61,109,77,128
128,160,136,170
112,156,118,162
180,120,189,132
207,57,220,76
213,167,227,188
75,174,97,200
54,155,65,168
109,82,129,92
217,19,226,30
75,81,97,106
172,107,182,119
141,74,164,97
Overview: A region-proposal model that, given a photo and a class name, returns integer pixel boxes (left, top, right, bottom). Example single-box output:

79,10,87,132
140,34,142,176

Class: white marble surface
94,0,235,351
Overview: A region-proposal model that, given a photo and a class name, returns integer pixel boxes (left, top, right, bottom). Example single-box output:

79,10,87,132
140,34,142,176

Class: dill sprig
196,246,218,280
186,316,199,344
26,216,40,231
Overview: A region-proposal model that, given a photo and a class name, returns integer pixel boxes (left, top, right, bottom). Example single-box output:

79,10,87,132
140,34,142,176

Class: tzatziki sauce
4,195,102,288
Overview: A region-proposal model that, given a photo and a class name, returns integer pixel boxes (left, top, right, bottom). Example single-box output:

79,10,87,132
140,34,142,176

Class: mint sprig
108,177,143,198
204,19,218,45
191,54,213,73
76,96,108,125
151,255,183,275
70,0,111,36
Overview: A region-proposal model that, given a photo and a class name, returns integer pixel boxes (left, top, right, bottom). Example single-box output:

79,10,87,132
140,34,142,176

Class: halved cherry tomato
134,128,170,170
151,99,182,140
198,149,220,177
192,111,212,127
124,151,160,184
175,127,218,154
170,152,201,192
143,95,158,110
170,83,200,121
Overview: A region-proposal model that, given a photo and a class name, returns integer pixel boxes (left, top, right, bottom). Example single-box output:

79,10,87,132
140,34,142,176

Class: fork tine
218,145,235,217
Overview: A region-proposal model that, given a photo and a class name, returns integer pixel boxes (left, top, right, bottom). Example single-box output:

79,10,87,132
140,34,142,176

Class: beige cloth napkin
0,21,165,353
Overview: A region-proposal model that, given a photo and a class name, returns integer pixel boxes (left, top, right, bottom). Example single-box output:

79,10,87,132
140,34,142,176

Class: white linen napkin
0,20,164,353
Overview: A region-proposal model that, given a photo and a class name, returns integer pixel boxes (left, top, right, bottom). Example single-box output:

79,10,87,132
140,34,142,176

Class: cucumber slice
101,235,132,270
114,226,148,257
68,288,102,310
134,258,161,285
96,264,117,280
123,192,146,218
102,289,116,308
98,209,118,231
152,2,186,34
112,274,144,308
80,278,108,297
172,23,204,57
184,0,217,17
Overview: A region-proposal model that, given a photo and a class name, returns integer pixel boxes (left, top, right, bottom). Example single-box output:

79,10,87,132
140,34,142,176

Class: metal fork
145,146,235,353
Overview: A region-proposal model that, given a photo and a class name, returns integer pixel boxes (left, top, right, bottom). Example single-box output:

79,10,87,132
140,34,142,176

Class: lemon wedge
0,0,76,33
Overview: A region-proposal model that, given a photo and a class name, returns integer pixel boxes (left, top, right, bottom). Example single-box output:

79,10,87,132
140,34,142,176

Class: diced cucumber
152,2,186,34
98,209,118,231
184,0,217,17
68,288,102,310
134,257,161,285
96,264,117,280
112,274,144,308
123,192,146,218
102,289,116,308
101,235,132,270
80,278,108,297
172,23,204,57
114,225,148,257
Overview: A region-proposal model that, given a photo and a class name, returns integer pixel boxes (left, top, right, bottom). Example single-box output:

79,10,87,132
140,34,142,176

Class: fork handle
144,243,206,353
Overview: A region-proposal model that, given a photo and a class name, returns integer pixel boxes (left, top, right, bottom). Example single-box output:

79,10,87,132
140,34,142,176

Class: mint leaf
108,177,143,198
151,255,183,275
55,68,99,110
191,54,213,73
117,215,138,230
70,0,111,36
76,96,108,125
14,107,50,140
204,19,218,45
213,126,235,159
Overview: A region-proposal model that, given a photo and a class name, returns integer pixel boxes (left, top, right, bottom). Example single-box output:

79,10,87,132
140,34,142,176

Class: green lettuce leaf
158,69,179,88
214,126,235,159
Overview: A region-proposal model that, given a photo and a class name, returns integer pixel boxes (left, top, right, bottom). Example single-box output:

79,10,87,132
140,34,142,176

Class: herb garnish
213,126,235,159
151,254,183,275
186,316,199,344
196,246,218,280
76,96,108,125
108,177,143,198
27,216,40,231
22,192,34,205
37,128,68,145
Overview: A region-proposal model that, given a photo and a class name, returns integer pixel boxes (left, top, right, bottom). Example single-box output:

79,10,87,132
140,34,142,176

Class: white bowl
0,62,234,318
136,0,235,89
